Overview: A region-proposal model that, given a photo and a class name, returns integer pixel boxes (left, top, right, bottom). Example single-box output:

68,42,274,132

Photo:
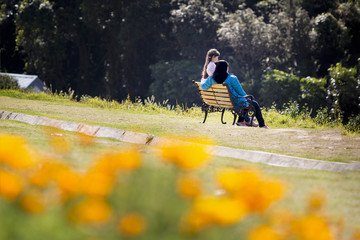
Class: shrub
328,62,360,124
259,70,301,108
0,75,19,90
300,76,328,114
345,114,360,133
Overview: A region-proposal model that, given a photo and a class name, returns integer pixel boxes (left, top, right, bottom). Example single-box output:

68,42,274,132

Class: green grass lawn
1,95,359,162
1,118,359,238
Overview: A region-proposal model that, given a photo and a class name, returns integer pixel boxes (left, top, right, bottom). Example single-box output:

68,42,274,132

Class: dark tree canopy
0,0,359,121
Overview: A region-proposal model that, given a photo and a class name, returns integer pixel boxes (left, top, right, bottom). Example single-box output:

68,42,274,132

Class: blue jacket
200,74,248,107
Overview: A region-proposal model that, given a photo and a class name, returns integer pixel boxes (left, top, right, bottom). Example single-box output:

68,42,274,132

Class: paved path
1,110,359,173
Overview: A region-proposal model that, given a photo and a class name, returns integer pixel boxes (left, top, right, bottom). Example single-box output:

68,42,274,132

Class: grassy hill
0,90,359,163
1,90,360,239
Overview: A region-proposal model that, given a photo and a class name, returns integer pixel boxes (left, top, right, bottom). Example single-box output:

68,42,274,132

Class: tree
259,69,301,108
300,76,327,114
292,8,317,77
148,60,201,106
335,2,360,67
328,62,360,123
0,0,25,73
218,7,292,96
118,0,172,100
313,13,349,77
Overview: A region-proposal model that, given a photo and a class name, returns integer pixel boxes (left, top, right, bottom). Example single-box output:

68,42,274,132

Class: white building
0,73,47,92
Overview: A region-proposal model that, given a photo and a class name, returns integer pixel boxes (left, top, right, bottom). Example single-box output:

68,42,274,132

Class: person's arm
230,75,247,96
200,76,214,90
206,62,216,76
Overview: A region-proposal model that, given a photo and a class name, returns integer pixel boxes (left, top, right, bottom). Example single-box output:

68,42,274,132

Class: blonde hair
202,48,220,79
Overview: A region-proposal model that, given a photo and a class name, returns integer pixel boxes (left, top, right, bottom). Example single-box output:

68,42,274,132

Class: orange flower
292,214,334,240
184,195,248,232
54,167,83,201
49,133,72,155
117,213,146,237
82,171,114,197
0,169,23,201
158,140,211,170
20,191,45,214
247,225,282,240
0,133,35,169
176,174,202,199
29,160,67,188
350,228,360,240
69,197,112,224
78,132,96,146
307,191,326,212
216,168,285,213
269,208,294,239
92,148,141,175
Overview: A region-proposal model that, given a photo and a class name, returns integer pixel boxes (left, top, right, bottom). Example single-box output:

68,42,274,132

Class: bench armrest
244,95,254,100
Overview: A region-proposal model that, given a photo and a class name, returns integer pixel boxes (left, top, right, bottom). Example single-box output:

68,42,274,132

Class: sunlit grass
0,125,359,240
0,89,354,133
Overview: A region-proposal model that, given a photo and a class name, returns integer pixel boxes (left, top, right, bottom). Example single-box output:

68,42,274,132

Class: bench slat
209,85,227,90
203,97,231,103
194,82,228,91
201,89,229,94
203,99,233,108
200,92,231,98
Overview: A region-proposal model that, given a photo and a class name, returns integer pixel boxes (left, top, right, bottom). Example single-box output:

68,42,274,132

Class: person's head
206,48,220,62
213,60,229,84
202,48,220,79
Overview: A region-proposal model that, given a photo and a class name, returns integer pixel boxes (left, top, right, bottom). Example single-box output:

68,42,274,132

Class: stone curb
1,110,359,173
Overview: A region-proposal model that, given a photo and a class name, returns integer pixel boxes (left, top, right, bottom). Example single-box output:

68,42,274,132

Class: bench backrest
193,81,234,109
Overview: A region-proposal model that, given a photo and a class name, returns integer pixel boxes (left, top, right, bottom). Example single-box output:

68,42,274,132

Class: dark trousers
238,101,265,127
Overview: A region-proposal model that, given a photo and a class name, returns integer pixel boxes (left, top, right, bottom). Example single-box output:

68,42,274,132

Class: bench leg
221,109,227,124
202,109,208,123
232,113,237,125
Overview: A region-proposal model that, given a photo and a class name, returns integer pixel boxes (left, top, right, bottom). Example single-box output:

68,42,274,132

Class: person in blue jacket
200,60,269,129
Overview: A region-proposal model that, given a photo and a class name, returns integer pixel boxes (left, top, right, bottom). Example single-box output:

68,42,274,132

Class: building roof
0,72,46,92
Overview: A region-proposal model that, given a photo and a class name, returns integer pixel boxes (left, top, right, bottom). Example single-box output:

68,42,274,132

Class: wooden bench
193,80,256,125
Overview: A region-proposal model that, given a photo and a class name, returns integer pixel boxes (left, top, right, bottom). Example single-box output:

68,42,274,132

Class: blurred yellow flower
215,168,261,194
29,160,67,188
93,148,141,175
350,228,360,240
77,132,96,146
268,208,294,239
247,225,282,240
158,140,211,170
292,214,334,240
0,169,23,201
216,168,285,213
20,191,45,214
307,191,326,212
117,213,146,237
69,197,111,224
176,174,202,199
240,178,285,213
82,171,114,197
270,208,294,226
0,133,35,169
54,167,83,200
49,133,72,155
184,195,248,232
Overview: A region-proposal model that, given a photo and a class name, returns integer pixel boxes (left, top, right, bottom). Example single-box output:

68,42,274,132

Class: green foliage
328,62,360,123
313,107,340,127
345,114,360,133
313,13,349,76
149,60,201,106
300,76,327,113
259,70,301,108
0,74,19,90
169,0,224,59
